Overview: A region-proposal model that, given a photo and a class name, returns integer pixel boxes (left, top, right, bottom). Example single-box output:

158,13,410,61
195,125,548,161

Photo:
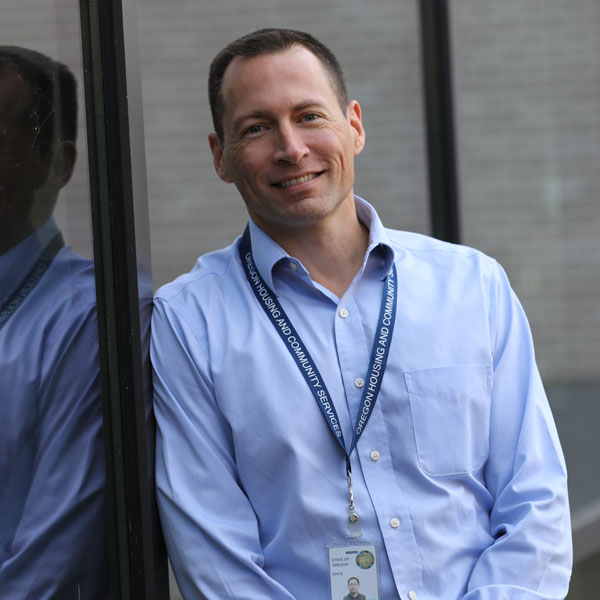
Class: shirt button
390,517,400,528
408,591,417,600
289,262,298,271
339,308,349,318
354,377,364,388
370,450,380,461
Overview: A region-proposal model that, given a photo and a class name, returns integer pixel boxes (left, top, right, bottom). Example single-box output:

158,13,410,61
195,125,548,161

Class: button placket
334,292,370,423
355,386,422,593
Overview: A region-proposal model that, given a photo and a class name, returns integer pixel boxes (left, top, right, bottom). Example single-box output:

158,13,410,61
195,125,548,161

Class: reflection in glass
0,47,107,598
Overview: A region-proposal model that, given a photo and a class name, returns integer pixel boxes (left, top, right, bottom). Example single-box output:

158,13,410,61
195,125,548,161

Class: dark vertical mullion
79,1,130,597
420,0,461,243
79,0,168,597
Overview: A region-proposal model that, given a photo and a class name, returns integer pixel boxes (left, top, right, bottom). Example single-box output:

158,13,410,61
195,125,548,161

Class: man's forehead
0,68,30,121
221,46,328,96
219,46,339,124
226,44,311,71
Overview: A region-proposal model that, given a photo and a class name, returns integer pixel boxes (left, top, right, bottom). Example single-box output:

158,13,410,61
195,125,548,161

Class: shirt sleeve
463,260,572,599
1,304,107,599
151,297,297,600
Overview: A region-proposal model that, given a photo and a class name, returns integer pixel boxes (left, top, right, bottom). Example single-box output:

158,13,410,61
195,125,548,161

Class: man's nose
272,124,309,164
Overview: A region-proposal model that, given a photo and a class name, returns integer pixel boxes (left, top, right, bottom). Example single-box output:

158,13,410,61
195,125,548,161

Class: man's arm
1,301,107,598
151,297,297,600
464,262,572,599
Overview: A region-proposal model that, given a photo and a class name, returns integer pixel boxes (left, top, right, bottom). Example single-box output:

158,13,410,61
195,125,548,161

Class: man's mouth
273,172,322,188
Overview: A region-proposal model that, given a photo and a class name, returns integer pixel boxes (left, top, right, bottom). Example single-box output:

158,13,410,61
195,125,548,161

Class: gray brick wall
452,0,600,381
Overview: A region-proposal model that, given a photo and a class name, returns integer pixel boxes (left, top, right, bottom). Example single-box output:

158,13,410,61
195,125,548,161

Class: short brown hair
208,28,349,141
0,46,77,155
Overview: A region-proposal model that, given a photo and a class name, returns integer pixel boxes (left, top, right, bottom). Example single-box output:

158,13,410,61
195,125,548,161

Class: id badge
327,540,380,600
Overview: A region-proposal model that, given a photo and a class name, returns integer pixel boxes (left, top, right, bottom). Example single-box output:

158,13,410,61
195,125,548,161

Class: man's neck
0,199,56,256
260,208,369,299
0,221,36,257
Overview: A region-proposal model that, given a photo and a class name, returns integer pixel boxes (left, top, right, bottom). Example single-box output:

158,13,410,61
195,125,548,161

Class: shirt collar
246,196,396,292
247,219,291,291
355,195,396,279
0,218,60,303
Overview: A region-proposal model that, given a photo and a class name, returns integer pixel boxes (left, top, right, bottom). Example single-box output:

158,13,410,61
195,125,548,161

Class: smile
275,172,321,188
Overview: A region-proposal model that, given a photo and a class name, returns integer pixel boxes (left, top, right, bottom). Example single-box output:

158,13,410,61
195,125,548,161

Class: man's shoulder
386,227,481,257
154,239,241,307
31,247,97,320
384,227,498,273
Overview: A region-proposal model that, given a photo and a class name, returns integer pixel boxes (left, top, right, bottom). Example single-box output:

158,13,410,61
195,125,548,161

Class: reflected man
152,29,572,599
0,47,107,598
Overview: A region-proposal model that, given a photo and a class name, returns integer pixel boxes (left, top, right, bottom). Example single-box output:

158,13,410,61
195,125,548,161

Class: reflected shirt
152,197,571,600
0,218,107,599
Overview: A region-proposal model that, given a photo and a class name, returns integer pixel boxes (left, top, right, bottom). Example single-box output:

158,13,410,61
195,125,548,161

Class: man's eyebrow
231,111,268,133
292,101,324,112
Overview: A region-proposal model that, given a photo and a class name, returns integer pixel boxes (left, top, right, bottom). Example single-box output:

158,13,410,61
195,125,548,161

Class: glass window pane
0,2,108,597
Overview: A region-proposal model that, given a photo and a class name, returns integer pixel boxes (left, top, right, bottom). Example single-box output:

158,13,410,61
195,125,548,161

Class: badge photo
328,542,379,600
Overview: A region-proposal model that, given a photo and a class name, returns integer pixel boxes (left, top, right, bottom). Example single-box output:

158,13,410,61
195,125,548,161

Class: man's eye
302,114,320,122
243,124,264,136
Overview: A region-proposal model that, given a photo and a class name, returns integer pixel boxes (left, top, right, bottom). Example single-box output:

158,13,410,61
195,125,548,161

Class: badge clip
347,469,362,537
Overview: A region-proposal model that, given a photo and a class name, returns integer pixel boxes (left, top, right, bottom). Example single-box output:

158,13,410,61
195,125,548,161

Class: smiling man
151,28,572,600
208,39,366,299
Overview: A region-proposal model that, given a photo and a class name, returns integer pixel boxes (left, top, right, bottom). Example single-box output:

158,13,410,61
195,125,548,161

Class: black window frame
79,0,168,597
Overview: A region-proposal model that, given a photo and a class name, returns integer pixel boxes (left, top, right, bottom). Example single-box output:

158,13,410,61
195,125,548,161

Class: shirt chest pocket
404,365,492,477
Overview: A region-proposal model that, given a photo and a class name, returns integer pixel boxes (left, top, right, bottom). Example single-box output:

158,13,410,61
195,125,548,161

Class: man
0,47,107,598
152,28,572,599
344,577,366,600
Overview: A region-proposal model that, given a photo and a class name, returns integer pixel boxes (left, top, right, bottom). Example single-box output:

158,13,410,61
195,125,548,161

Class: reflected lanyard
0,232,64,330
239,225,397,532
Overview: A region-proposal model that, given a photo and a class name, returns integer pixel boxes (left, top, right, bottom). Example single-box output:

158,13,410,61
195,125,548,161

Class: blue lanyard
0,232,64,330
238,225,397,479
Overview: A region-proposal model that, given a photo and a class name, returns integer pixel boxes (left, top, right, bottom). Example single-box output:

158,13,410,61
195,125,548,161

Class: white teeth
279,173,317,188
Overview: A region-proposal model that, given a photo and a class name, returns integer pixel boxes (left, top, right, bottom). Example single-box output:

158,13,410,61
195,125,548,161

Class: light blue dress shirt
0,218,107,598
152,198,571,600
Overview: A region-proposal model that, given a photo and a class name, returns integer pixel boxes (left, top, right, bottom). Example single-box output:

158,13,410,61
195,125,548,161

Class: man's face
209,46,365,239
348,578,359,596
0,68,51,238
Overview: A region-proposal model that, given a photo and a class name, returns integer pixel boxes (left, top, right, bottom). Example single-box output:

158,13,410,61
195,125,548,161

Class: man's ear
46,140,77,189
208,132,233,183
347,100,365,157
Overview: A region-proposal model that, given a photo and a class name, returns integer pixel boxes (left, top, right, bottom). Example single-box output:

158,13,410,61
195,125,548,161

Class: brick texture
452,0,600,381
